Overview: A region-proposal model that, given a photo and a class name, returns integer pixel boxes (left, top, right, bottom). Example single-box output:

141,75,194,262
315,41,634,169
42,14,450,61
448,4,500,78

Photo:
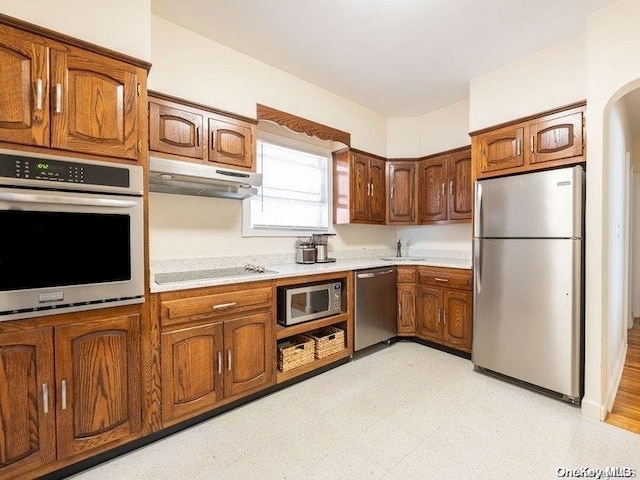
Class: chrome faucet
397,238,402,258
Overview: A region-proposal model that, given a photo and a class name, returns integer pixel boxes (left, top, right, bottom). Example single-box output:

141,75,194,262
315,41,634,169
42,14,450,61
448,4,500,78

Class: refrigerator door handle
474,239,482,294
474,182,482,238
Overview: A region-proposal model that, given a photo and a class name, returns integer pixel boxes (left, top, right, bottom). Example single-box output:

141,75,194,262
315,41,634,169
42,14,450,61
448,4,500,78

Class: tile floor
69,341,640,480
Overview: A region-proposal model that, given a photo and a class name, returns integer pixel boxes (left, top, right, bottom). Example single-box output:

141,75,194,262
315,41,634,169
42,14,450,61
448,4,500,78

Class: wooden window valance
256,104,350,146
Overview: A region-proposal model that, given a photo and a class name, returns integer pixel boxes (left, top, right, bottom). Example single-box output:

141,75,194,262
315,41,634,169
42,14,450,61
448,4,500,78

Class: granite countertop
150,249,472,293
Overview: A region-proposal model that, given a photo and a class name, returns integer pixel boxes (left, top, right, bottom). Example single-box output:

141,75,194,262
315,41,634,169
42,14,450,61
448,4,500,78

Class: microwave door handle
0,191,138,208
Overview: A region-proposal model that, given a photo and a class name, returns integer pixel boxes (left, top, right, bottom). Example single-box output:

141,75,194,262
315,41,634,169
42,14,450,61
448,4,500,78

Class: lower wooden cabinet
0,328,56,479
397,266,417,335
0,314,141,479
414,267,473,352
161,310,274,426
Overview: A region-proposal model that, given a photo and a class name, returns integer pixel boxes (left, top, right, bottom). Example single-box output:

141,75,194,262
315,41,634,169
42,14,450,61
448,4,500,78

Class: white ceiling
151,0,616,117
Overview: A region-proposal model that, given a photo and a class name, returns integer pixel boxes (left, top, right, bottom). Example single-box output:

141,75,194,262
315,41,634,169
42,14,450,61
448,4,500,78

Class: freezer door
472,238,582,399
474,166,583,238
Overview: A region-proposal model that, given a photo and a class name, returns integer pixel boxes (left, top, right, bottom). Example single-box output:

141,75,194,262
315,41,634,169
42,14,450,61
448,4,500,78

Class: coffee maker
312,233,336,263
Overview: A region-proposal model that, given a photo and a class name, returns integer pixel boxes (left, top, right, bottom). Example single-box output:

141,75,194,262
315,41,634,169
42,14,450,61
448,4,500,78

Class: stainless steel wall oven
0,149,144,321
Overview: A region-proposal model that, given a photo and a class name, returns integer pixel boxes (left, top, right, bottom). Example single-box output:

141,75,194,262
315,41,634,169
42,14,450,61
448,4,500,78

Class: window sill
241,227,335,238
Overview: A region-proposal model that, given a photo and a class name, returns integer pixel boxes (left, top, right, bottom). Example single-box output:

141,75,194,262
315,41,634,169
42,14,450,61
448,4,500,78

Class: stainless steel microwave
277,281,342,326
0,149,144,322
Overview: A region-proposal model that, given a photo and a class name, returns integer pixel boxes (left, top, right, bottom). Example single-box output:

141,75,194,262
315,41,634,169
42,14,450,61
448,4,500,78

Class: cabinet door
478,125,524,174
351,153,370,222
50,48,140,160
527,111,584,165
161,322,224,426
223,312,274,398
448,150,472,221
208,117,255,170
443,290,472,352
369,158,386,223
416,286,443,341
0,25,49,147
387,161,416,224
418,157,447,223
0,328,56,478
397,284,416,335
55,314,141,460
149,101,204,160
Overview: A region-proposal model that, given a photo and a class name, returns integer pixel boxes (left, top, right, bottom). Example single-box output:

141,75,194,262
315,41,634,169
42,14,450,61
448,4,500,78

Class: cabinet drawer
417,268,471,290
397,266,416,283
161,286,272,325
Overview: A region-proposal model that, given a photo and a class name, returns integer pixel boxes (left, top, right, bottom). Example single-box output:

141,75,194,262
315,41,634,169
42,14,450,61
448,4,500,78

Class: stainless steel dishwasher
355,266,397,351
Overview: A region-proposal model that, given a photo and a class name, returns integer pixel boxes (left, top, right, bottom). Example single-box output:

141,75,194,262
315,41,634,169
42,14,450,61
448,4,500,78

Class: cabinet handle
441,182,445,196
531,135,535,153
371,183,374,197
443,310,447,324
449,181,453,196
217,351,222,374
35,79,43,110
438,308,442,324
398,302,402,319
516,138,521,157
55,83,62,114
367,182,371,197
196,127,200,146
227,349,232,372
391,186,394,199
61,380,67,410
42,383,49,414
213,302,236,310
434,277,448,283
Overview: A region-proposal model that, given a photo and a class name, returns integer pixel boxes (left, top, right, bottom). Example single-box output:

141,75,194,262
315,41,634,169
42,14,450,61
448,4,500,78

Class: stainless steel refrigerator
472,165,584,404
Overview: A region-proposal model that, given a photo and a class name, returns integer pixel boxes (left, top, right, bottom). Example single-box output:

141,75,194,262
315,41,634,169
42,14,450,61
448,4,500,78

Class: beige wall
583,0,640,420
0,0,151,61
148,15,396,261
469,35,586,132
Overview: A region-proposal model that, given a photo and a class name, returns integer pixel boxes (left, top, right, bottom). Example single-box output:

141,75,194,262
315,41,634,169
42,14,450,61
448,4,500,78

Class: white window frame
242,131,335,237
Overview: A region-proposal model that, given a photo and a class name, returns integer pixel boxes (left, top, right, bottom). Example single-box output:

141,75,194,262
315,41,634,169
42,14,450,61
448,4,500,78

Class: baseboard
581,397,607,420
605,341,628,412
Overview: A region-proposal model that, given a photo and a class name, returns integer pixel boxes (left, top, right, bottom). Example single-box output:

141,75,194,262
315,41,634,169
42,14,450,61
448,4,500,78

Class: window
243,137,331,236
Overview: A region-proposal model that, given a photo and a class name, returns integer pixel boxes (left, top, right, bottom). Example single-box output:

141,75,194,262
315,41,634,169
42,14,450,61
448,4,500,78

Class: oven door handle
0,191,138,208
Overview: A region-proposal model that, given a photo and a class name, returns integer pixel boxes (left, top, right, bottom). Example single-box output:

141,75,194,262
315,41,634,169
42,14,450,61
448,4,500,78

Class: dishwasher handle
357,269,395,279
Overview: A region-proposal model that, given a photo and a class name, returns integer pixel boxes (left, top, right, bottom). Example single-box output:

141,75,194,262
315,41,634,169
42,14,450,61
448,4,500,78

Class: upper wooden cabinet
0,22,149,163
333,149,386,224
387,161,417,224
418,147,472,224
148,92,257,171
472,103,586,179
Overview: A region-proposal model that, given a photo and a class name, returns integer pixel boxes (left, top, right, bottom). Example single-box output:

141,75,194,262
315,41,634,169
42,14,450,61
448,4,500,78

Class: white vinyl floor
68,341,640,480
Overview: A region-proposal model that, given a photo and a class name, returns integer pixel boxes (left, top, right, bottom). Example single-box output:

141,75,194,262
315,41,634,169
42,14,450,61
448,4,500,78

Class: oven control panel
0,154,130,187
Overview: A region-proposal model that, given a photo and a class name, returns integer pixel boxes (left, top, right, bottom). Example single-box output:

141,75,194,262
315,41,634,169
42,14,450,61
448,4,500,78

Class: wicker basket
277,335,315,372
306,326,345,359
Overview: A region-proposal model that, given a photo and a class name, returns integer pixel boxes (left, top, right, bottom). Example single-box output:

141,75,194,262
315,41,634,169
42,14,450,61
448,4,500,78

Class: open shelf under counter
276,312,348,340
276,348,352,384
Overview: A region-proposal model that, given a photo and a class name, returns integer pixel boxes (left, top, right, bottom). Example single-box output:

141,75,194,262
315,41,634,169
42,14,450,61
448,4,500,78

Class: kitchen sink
380,256,426,261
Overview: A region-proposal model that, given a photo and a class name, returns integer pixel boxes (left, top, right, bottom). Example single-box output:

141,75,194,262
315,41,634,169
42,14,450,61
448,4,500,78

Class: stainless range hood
149,157,262,200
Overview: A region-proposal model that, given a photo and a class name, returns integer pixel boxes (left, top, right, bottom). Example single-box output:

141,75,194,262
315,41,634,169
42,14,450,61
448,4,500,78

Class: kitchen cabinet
472,103,585,179
148,92,257,171
158,282,275,426
333,148,386,224
0,22,148,163
396,266,416,335
415,267,472,352
0,328,56,479
0,314,141,479
387,161,417,224
418,147,472,224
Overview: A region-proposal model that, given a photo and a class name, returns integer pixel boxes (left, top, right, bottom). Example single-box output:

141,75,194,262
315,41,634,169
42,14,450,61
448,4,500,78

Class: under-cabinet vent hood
149,157,262,200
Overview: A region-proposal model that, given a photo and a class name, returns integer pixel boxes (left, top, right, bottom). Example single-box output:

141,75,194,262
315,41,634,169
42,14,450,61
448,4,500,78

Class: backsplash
150,248,471,274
